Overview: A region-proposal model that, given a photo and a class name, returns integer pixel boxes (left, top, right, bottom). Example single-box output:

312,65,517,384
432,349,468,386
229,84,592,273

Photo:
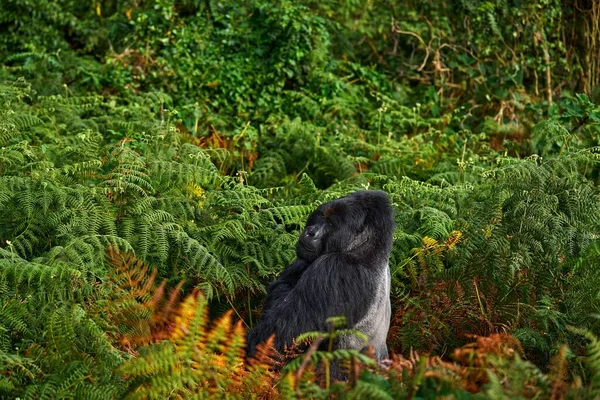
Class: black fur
247,190,395,361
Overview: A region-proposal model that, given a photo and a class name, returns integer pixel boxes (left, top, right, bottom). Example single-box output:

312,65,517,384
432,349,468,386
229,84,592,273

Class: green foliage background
1,0,600,398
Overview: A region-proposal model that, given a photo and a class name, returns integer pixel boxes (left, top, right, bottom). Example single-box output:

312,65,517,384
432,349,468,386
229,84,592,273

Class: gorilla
247,190,395,362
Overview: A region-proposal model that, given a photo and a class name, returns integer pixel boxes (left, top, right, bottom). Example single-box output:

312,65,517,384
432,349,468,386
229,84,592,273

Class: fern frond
263,204,314,226
120,292,276,399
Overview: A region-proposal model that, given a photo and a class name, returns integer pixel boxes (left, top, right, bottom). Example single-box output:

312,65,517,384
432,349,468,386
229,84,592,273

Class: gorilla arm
246,253,377,357
260,260,311,315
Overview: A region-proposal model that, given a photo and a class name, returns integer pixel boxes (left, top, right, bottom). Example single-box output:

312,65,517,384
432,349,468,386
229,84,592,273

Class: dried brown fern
120,291,278,399
246,337,280,399
548,345,568,400
452,333,523,392
94,247,184,349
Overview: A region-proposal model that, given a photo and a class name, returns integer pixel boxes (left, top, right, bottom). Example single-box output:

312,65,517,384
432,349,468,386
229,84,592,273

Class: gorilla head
296,190,393,260
247,190,395,363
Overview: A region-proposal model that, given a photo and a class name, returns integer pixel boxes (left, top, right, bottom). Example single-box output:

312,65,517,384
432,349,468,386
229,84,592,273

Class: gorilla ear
323,199,371,253
345,225,372,252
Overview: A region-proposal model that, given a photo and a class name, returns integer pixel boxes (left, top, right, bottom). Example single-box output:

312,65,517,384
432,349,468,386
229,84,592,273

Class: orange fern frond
548,345,568,400
120,291,278,399
98,247,183,348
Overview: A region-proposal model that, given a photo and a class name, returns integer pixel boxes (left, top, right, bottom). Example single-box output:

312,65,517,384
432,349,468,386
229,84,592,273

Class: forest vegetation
1,0,600,398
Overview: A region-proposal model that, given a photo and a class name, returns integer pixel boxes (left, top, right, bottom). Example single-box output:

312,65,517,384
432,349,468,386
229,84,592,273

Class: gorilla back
247,190,395,361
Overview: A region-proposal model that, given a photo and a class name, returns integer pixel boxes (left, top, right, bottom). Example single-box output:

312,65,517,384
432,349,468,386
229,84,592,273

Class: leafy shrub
1,0,600,398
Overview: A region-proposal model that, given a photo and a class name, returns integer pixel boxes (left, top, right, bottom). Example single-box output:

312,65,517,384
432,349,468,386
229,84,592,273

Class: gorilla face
296,209,328,262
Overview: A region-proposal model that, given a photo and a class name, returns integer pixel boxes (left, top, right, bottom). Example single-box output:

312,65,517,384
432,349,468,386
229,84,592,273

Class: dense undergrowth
1,0,600,398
